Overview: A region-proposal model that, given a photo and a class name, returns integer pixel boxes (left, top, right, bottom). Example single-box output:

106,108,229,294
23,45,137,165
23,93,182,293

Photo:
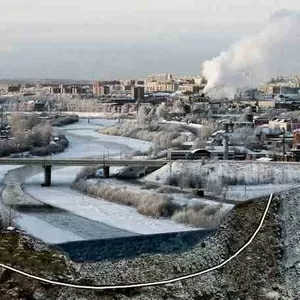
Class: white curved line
0,194,273,290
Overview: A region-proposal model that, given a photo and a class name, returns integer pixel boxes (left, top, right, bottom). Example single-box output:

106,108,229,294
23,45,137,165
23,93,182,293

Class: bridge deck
0,158,170,167
0,158,299,167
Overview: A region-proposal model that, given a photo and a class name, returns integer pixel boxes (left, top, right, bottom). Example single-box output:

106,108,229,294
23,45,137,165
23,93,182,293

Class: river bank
0,118,299,299
1,118,195,244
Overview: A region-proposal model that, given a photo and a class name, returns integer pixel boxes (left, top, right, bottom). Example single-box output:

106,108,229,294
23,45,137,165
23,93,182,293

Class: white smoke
202,10,300,99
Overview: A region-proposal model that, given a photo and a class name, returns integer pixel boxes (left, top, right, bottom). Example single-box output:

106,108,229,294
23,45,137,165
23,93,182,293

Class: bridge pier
103,166,110,178
42,165,52,187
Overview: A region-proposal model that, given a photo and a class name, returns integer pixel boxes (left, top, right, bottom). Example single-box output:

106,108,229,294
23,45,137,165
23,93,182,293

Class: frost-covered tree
172,100,185,114
198,121,219,140
137,105,152,128
156,102,169,119
230,127,257,148
121,103,130,114
192,138,207,149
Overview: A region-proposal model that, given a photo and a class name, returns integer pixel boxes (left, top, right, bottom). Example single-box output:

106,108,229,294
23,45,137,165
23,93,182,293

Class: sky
0,0,299,80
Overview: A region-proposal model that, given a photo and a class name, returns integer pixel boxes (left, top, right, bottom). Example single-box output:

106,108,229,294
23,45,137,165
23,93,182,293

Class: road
0,158,169,167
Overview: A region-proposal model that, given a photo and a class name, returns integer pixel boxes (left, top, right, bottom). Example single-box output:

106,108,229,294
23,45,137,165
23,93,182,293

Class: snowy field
86,178,234,211
226,184,299,200
25,169,194,235
144,161,300,200
22,119,194,236
0,119,158,243
159,120,203,129
63,111,136,119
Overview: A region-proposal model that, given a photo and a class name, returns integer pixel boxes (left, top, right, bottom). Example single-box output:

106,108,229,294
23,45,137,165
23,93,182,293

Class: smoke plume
202,10,300,99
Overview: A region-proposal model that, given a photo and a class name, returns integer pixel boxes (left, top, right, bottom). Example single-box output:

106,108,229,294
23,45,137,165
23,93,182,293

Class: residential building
147,73,173,82
178,84,201,93
92,81,110,95
146,82,178,93
269,119,293,132
131,86,144,101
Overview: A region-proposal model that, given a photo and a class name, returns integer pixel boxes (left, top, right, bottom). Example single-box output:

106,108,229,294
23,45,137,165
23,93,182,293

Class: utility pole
0,105,3,131
224,132,229,160
282,128,286,160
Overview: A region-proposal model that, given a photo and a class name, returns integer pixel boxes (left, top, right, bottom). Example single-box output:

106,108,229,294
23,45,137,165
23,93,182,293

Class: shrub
72,179,91,193
73,173,232,228
156,186,184,194
74,167,98,182
141,183,157,190
165,174,203,189
51,114,79,127
165,175,180,187
73,181,179,218
30,143,65,156
100,126,123,136
137,196,178,218
172,204,230,228
57,136,69,148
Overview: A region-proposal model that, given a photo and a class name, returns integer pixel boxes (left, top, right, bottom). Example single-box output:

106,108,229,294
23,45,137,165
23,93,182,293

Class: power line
0,194,273,290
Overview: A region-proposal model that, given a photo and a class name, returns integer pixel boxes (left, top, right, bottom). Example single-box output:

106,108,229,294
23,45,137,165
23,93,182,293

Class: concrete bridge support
42,165,52,187
103,166,110,178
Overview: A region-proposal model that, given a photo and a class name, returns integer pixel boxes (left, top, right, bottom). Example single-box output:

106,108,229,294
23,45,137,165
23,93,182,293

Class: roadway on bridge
0,157,299,167
0,157,170,167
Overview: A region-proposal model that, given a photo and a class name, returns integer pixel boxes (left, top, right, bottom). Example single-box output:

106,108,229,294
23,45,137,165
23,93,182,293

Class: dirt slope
1,189,299,299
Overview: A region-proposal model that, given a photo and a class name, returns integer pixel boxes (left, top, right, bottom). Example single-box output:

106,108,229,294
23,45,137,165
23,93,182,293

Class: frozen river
0,118,193,244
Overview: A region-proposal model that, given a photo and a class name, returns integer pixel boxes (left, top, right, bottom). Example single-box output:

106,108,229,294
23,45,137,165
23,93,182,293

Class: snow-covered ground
0,165,22,184
25,169,194,235
21,119,195,236
159,120,203,129
63,111,137,119
227,184,299,200
86,178,234,211
0,119,156,243
144,161,300,201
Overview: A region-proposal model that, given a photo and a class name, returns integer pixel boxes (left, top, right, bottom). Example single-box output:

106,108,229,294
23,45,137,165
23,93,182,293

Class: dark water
21,206,137,240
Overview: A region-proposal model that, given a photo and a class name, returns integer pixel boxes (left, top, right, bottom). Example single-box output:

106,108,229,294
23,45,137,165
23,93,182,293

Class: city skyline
1,0,300,79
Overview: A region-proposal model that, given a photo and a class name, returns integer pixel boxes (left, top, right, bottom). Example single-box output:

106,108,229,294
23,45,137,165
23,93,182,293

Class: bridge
0,158,169,187
1,157,299,187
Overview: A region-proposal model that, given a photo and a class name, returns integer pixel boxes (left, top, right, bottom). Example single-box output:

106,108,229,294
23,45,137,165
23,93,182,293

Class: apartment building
147,73,173,82
131,86,144,100
146,82,178,93
92,81,110,95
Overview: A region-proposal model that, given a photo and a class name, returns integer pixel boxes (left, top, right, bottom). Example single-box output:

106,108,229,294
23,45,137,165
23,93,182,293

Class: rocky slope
1,188,299,299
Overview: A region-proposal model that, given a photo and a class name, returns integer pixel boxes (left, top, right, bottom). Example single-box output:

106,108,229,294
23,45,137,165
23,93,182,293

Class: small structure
293,129,300,145
269,119,292,132
188,149,211,160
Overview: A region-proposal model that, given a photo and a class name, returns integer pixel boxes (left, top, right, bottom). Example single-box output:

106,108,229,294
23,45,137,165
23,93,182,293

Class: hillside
0,188,299,299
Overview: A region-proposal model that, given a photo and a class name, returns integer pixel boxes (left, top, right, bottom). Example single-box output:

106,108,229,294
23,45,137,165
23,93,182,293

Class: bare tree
198,121,219,140
172,100,185,114
156,102,169,119
192,138,207,149
230,127,257,148
121,104,130,114
137,105,150,129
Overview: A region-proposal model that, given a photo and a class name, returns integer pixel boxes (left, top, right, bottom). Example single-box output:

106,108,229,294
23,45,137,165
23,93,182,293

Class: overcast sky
0,0,299,80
